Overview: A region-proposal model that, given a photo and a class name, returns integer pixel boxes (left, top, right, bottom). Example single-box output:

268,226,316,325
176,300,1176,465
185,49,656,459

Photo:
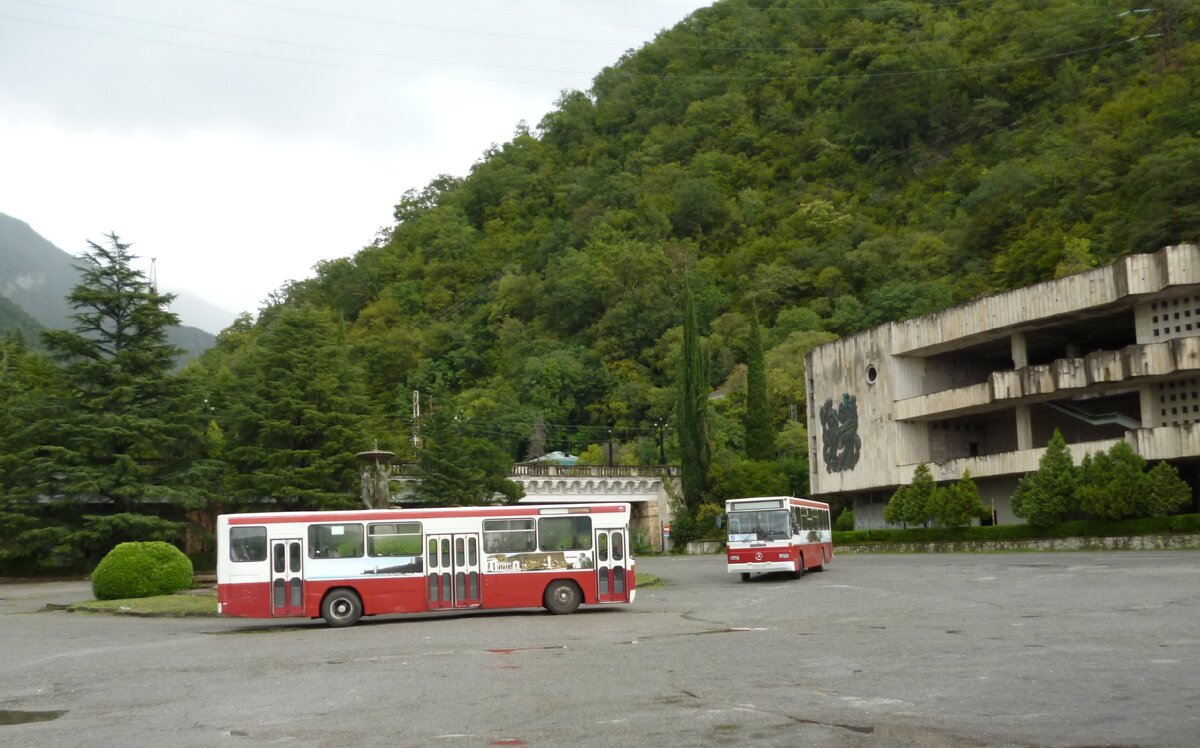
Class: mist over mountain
0,211,219,358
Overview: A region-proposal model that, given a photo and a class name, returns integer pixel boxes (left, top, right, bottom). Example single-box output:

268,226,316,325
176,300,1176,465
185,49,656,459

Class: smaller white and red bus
725,496,832,581
216,503,634,627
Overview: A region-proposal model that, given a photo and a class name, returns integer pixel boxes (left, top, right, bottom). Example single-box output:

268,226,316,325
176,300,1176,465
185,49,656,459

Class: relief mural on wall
820,393,862,472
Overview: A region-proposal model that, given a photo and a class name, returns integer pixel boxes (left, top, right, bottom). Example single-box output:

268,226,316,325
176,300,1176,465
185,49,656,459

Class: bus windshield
728,510,791,541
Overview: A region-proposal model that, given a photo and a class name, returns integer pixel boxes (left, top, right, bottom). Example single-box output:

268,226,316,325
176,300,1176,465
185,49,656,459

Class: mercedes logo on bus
754,552,763,561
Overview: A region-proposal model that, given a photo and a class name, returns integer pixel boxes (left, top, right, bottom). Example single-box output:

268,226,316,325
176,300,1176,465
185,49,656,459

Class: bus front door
270,538,304,617
594,528,629,603
426,534,482,610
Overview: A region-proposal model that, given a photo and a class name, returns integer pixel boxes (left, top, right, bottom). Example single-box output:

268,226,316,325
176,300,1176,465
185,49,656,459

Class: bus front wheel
321,588,363,627
791,559,804,580
544,580,582,615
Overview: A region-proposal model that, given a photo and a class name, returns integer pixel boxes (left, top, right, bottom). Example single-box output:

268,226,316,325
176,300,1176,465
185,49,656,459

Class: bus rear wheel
811,551,827,572
321,588,363,627
544,580,582,615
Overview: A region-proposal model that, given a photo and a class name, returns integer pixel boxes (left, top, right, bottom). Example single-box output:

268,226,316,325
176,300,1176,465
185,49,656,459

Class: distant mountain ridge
0,211,218,361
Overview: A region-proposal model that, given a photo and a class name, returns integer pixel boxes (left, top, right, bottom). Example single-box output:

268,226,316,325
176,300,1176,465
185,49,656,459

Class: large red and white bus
216,503,634,627
725,496,832,581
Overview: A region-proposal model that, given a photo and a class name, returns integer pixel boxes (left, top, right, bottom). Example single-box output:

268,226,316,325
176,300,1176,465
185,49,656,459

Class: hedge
834,514,1200,546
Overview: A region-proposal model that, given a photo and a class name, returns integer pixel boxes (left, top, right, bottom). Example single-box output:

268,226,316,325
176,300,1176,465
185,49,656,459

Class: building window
1148,296,1200,343
1157,377,1200,426
866,365,878,385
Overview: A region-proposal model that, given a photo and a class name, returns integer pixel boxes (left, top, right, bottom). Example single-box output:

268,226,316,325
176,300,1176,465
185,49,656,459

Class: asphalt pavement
1,551,1198,747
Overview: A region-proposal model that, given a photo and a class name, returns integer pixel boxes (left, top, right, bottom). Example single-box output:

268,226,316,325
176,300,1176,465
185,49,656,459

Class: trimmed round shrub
91,541,194,600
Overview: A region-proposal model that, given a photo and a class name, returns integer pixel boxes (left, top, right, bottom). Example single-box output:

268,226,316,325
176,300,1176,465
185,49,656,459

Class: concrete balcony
920,438,1124,483
1130,423,1200,461
894,382,992,422
896,338,1200,422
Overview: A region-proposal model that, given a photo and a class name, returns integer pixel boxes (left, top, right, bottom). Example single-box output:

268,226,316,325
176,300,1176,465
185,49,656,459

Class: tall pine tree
37,234,201,514
225,303,370,510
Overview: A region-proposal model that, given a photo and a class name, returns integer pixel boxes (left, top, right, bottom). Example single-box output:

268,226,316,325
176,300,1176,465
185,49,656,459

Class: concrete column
1139,386,1157,429
1011,332,1028,369
1016,404,1033,451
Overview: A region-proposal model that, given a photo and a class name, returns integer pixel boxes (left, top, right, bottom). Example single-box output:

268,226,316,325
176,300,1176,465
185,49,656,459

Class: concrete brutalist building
805,243,1200,529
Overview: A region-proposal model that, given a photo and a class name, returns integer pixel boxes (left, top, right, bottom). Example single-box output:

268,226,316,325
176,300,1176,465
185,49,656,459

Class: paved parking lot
1,551,1198,747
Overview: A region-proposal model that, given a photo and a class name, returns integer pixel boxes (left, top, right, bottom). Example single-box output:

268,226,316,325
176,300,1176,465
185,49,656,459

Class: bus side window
229,526,267,562
308,523,364,559
483,519,536,553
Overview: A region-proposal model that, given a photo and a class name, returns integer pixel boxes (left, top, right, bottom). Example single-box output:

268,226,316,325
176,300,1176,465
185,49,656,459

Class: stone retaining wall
834,534,1200,553
680,534,1200,555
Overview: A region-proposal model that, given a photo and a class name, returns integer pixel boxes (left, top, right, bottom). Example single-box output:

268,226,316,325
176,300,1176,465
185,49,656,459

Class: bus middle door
270,538,304,617
426,534,482,610
594,527,629,603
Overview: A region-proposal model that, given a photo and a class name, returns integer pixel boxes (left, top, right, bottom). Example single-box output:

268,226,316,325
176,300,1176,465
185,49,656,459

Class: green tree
1144,461,1192,516
743,307,774,461
884,463,937,528
225,304,369,510
1077,441,1146,520
709,459,789,502
37,234,202,514
411,397,522,505
834,509,855,532
676,280,712,510
1012,430,1078,526
882,484,911,527
929,471,986,528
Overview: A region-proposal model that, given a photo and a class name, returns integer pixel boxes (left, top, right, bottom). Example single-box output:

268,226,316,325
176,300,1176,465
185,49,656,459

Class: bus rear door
595,527,629,603
426,534,482,610
270,538,305,617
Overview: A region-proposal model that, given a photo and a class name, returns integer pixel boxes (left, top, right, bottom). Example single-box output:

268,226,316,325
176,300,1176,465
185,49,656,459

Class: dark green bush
91,541,194,600
834,509,856,532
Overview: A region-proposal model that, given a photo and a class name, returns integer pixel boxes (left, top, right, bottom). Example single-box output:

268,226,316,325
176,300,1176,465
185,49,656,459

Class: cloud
0,0,707,318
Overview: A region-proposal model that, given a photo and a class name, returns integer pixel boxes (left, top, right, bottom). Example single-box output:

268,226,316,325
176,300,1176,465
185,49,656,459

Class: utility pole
656,418,666,465
411,389,421,449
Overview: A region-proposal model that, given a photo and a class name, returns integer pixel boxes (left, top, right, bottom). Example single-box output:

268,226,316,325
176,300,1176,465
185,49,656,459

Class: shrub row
834,514,1200,546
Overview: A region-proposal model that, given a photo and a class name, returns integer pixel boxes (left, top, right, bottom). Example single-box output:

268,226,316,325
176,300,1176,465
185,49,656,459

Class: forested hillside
3,0,1198,570
215,0,1197,462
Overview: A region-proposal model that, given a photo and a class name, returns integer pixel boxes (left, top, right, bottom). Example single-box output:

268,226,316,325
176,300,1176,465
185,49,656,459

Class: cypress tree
743,306,774,461
677,280,712,510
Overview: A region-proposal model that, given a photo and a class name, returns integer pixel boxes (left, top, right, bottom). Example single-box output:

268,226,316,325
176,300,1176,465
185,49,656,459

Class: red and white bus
216,503,634,627
725,496,832,581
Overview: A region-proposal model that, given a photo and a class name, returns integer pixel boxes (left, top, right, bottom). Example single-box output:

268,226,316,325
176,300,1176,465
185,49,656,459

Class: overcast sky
0,0,710,328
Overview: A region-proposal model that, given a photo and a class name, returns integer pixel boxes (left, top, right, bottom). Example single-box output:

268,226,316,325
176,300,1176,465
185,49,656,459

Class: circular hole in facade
866,365,878,384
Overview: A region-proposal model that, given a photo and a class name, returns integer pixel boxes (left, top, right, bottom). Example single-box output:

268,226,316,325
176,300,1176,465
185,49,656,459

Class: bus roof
220,503,630,525
725,496,829,511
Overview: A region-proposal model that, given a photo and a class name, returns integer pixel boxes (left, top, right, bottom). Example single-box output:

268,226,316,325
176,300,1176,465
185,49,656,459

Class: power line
221,0,644,47
5,0,599,75
6,0,1138,66
0,10,577,87
230,0,693,31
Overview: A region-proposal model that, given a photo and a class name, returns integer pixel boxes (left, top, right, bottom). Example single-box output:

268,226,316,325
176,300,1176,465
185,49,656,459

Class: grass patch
635,572,665,589
66,588,218,617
